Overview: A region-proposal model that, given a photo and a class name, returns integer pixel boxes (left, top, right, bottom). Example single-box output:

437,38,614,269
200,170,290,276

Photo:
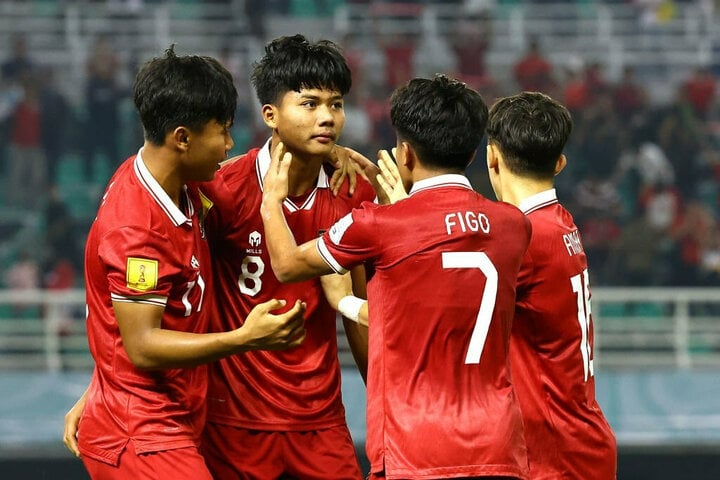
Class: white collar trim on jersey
134,149,193,227
256,138,330,190
409,174,472,195
518,188,558,215
255,138,330,212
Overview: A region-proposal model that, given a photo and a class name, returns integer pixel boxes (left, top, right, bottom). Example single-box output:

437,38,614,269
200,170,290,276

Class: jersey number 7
442,252,498,365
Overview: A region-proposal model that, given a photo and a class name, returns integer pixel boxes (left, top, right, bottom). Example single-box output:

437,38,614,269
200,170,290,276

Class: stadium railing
0,287,719,372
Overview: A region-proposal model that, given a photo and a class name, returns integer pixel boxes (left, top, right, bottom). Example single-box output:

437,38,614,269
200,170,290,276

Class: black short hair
390,74,488,171
486,92,573,179
133,45,237,145
251,34,351,105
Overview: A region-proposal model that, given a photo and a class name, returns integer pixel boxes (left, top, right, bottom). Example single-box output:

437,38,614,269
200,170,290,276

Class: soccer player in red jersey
198,35,376,480
486,91,617,479
261,75,532,479
62,47,306,480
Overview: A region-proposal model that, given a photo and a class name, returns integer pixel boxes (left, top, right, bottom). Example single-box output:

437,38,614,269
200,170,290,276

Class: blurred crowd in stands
0,0,719,294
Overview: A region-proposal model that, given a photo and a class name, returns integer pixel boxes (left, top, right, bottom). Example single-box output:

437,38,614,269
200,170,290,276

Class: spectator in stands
82,34,123,181
513,37,554,93
1,33,34,83
448,7,494,95
7,74,46,209
617,130,675,190
682,65,717,120
563,62,591,115
607,214,670,285
369,2,422,89
639,179,683,234
613,65,648,121
39,66,71,187
656,104,704,198
3,250,41,319
1,34,33,179
44,186,82,273
672,198,717,285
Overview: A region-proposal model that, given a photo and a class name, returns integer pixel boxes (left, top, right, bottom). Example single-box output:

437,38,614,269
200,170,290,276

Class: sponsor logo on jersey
126,258,158,292
190,255,199,269
249,230,262,247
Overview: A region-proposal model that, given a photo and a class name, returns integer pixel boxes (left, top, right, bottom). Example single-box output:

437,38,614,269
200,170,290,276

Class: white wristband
337,295,366,323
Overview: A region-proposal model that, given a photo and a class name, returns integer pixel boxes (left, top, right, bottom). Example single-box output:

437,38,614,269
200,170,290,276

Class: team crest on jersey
197,189,214,239
126,258,158,292
190,255,199,269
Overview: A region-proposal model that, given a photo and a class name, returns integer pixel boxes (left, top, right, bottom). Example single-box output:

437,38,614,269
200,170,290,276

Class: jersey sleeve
98,226,178,305
317,205,381,274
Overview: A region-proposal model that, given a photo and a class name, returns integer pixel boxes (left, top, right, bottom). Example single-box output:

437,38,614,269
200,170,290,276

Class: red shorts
202,422,363,480
82,440,212,480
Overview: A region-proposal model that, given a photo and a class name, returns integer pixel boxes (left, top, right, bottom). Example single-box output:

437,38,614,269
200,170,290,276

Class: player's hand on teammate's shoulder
343,147,407,205
328,144,358,196
239,298,307,351
375,148,408,205
262,142,293,206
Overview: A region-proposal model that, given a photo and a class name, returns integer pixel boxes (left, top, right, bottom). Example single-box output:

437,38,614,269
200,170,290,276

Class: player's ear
554,154,567,176
173,126,190,152
400,141,415,169
486,143,499,170
262,104,278,129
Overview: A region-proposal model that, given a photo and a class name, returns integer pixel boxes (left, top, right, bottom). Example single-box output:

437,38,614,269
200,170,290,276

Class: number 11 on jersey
571,269,594,382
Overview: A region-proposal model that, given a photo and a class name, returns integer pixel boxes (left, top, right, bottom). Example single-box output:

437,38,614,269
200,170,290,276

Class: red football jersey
202,141,376,430
511,189,617,479
80,153,213,465
318,174,531,479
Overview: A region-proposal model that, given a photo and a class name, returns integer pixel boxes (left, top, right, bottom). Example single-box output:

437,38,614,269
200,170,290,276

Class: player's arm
63,384,89,457
345,266,369,382
114,297,306,370
261,142,337,283
321,269,369,382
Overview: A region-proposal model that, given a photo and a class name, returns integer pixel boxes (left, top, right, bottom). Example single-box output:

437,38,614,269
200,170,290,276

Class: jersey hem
205,414,347,432
381,465,528,480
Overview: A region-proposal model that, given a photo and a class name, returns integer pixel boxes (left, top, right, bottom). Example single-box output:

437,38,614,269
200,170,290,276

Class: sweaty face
270,88,345,160
186,119,234,181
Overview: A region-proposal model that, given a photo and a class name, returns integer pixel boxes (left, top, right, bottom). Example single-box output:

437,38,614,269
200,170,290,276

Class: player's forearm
260,198,328,282
260,197,304,282
127,328,250,370
343,317,368,383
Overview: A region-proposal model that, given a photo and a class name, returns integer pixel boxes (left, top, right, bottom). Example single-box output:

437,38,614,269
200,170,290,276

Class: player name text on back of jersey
445,211,491,235
563,229,584,256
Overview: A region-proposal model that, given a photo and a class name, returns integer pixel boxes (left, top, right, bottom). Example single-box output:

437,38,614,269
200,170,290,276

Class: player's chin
308,140,336,155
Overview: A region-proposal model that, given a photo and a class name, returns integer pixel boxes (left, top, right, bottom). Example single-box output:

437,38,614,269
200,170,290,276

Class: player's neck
287,153,325,197
268,138,325,196
501,174,553,208
411,165,461,184
141,143,184,206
